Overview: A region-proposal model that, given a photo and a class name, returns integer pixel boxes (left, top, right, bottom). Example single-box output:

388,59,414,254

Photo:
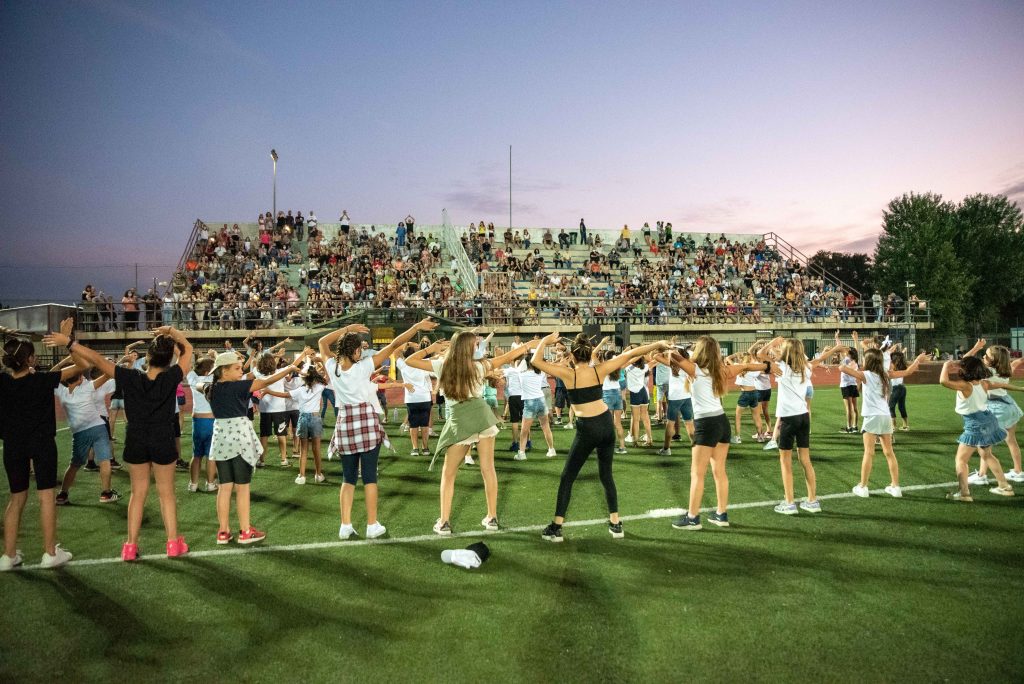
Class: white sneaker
0,551,23,572
990,484,1015,497
481,516,499,531
40,544,73,569
852,484,870,498
657,448,672,456
624,434,634,444
464,455,475,465
763,439,778,450
1005,470,1024,483
514,451,527,461
564,423,575,430
338,524,357,540
750,433,762,440
366,522,387,539
546,448,557,458
186,481,198,493
204,481,219,492
410,449,420,457
730,436,742,445
294,475,306,485
967,470,989,486
314,473,326,483
884,485,903,498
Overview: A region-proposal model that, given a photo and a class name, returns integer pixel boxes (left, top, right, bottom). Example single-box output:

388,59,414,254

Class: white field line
5,481,962,572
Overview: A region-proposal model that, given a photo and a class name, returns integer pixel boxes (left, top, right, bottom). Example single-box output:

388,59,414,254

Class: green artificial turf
1,385,1023,682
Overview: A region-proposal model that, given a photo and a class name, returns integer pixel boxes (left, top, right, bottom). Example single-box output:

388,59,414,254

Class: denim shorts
192,417,214,457
667,398,693,422
737,390,759,409
71,424,113,466
296,412,323,439
523,397,547,419
603,389,624,411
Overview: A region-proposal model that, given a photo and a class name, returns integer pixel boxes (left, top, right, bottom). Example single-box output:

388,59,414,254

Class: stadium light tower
270,149,279,219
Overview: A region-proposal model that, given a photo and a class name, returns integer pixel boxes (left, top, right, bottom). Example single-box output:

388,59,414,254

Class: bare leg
710,443,730,512
954,444,973,495
236,483,252,530
217,482,233,531
37,489,57,555
859,432,876,487
797,447,816,501
59,464,81,494
779,450,795,503
3,491,28,557
339,484,355,525
126,463,152,545
153,462,178,541
365,483,379,525
439,445,470,522
477,436,498,519
879,434,900,486
540,416,555,450
687,445,713,514
981,446,1009,488
312,440,323,477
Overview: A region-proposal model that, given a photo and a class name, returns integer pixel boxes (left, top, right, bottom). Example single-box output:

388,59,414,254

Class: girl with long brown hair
404,331,536,535
669,336,765,530
963,340,1024,484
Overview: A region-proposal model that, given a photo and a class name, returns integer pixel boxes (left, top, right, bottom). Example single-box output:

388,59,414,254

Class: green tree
872,193,973,335
807,251,872,296
952,194,1024,333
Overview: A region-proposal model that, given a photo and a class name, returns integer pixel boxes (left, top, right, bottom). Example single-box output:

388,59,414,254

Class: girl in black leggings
530,332,670,542
888,351,909,430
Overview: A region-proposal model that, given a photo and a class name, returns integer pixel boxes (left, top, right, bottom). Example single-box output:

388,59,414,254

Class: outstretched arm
43,317,111,379
372,318,439,369
251,350,310,391
889,352,929,379
809,344,846,369
405,340,449,372
531,333,573,381
595,341,671,378
964,338,986,358
318,323,370,361
940,360,970,392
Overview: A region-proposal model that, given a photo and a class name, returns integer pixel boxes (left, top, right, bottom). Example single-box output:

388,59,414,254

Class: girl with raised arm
531,333,671,542
405,332,536,535
757,337,845,514
201,349,311,544
1,321,84,571
839,335,929,499
669,336,765,530
320,318,437,540
51,321,194,561
962,340,1024,484
940,358,1015,501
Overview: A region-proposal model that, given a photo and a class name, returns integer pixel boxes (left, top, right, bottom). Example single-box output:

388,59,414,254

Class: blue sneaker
509,442,519,452
526,440,533,451
671,514,702,530
799,500,822,513
707,511,730,527
774,502,798,515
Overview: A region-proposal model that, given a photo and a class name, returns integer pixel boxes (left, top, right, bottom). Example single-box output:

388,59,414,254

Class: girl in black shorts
55,323,194,561
3,320,83,570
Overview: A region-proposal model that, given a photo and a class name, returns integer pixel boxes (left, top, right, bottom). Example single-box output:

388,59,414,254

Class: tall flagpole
509,145,512,232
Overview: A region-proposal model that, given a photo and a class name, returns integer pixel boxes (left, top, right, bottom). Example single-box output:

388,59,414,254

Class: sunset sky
1,0,1022,303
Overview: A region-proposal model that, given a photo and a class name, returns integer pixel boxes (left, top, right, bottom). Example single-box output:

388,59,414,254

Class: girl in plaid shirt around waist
320,318,439,541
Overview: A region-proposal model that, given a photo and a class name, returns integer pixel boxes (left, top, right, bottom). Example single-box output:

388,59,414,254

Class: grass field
2,385,1023,682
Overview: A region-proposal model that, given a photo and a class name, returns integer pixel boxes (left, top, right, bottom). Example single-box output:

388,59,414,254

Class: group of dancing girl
0,316,1020,569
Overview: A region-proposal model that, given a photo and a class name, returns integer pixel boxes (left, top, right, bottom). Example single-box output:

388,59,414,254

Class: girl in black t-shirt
1,322,83,571
50,323,193,562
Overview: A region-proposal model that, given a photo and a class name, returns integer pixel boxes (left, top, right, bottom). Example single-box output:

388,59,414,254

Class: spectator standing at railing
578,218,587,246
872,291,883,322
307,211,317,239
122,289,139,331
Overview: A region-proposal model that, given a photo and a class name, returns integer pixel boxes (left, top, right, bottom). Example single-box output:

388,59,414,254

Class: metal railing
73,297,930,333
441,210,478,294
763,231,863,299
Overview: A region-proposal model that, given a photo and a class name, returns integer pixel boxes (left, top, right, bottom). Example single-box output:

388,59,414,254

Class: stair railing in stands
762,231,862,299
441,209,478,294
177,219,207,273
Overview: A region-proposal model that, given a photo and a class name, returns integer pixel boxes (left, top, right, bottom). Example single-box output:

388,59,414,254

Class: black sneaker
541,522,564,542
109,458,123,470
175,459,190,471
608,521,624,539
83,461,99,472
55,491,70,506
671,514,702,530
99,489,120,503
672,434,682,442
707,511,730,527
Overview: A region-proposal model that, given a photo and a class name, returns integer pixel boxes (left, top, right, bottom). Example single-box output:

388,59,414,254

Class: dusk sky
1,0,1022,304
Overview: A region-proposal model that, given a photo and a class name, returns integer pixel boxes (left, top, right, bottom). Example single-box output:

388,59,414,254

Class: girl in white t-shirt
625,358,653,446
759,338,844,514
962,341,1024,484
840,347,928,499
732,355,763,445
397,346,436,457
320,319,436,541
288,364,327,485
668,336,766,530
184,357,218,492
838,345,861,433
252,353,292,467
515,360,556,460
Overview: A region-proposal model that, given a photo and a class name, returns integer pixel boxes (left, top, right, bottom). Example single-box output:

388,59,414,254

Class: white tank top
956,383,989,415
602,374,621,391
839,358,858,388
860,370,891,417
891,376,904,387
987,368,1009,398
691,366,724,419
774,361,810,418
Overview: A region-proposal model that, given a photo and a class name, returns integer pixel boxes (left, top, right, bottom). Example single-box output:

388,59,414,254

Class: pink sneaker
238,527,266,545
121,542,139,562
166,536,189,557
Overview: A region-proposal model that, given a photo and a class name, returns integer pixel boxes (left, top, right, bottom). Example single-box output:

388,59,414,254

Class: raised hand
59,317,75,338
416,317,439,332
345,324,370,335
543,331,560,345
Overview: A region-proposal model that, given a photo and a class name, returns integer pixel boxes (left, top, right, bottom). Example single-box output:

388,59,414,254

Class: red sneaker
237,527,266,545
166,536,189,557
121,542,139,562
216,530,233,545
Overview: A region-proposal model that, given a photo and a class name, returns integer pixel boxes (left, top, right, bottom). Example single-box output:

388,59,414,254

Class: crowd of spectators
76,213,926,331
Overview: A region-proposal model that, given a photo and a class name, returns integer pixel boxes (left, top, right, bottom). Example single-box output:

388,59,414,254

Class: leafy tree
951,194,1024,333
807,251,872,296
872,192,973,335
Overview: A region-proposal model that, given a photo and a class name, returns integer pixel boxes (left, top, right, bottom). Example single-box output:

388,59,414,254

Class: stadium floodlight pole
905,281,916,352
270,149,279,219
509,145,512,232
